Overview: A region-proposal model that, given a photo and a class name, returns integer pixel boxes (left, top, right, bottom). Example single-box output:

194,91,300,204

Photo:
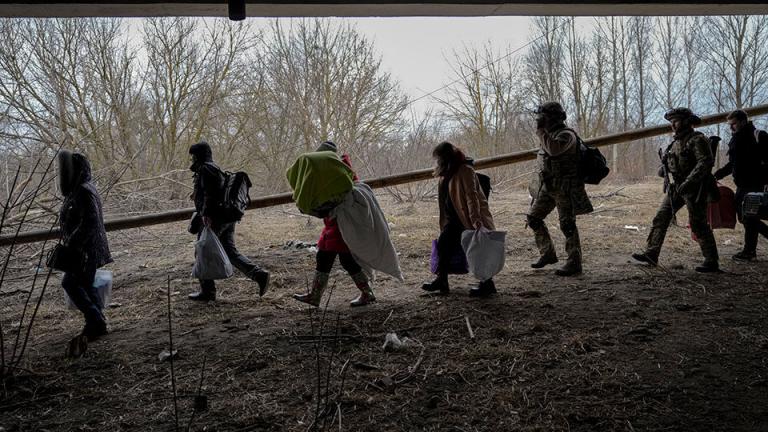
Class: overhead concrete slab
1,1,768,17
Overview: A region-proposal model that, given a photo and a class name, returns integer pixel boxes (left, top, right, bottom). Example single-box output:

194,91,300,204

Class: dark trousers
62,263,104,325
199,222,262,292
436,221,465,277
736,187,768,253
316,250,362,275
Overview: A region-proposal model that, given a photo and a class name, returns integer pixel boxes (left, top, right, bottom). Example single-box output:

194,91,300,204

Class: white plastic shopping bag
191,226,234,280
65,269,113,311
461,228,507,281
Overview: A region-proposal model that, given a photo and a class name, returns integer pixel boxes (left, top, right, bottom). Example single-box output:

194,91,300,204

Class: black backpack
217,170,253,223
564,128,610,185
476,173,492,199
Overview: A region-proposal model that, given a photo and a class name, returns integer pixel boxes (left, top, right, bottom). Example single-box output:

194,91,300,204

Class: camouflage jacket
664,129,718,202
531,127,593,215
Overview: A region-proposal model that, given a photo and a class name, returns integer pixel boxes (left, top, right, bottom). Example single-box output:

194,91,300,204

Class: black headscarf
58,150,93,197
189,141,213,172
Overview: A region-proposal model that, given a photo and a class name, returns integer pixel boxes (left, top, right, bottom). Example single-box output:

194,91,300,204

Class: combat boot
529,218,557,268
555,261,582,277
349,272,376,307
531,253,558,269
695,229,720,273
631,252,659,265
695,260,720,273
293,271,329,307
732,250,756,262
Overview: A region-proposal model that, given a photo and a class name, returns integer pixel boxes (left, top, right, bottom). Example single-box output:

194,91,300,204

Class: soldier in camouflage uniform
527,102,593,277
632,107,720,273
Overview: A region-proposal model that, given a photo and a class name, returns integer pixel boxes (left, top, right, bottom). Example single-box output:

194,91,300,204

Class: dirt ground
1,179,767,432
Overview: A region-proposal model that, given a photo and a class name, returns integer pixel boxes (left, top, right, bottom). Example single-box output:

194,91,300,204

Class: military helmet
664,107,702,125
534,101,567,121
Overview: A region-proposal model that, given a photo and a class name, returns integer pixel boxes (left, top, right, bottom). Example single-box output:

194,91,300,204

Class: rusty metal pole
3,103,768,247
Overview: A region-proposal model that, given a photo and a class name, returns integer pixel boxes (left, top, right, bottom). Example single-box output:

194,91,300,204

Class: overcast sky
246,16,544,115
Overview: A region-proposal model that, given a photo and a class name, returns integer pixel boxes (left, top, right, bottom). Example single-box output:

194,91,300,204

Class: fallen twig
465,315,475,340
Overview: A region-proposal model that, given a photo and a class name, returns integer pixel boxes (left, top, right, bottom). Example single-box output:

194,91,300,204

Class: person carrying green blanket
286,151,355,216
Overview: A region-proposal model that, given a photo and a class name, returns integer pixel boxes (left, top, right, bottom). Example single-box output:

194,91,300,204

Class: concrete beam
1,2,768,18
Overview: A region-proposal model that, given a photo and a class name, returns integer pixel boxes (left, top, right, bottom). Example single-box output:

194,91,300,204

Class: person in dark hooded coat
58,150,112,340
188,141,269,301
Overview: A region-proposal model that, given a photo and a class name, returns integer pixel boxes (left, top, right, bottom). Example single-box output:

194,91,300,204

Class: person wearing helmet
632,107,720,272
526,102,593,277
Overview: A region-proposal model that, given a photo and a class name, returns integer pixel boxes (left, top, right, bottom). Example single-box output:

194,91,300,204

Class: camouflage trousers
644,191,719,264
527,186,582,266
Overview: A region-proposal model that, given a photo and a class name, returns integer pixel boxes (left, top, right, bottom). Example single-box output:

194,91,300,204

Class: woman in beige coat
422,142,496,297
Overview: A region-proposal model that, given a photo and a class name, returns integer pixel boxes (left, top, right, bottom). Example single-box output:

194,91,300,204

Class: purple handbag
430,239,469,275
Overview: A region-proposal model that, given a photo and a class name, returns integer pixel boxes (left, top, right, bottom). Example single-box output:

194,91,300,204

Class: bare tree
524,17,566,104
702,15,768,109
434,43,529,158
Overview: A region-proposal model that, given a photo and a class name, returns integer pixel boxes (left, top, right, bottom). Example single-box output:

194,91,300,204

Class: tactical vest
538,129,580,179
666,131,706,184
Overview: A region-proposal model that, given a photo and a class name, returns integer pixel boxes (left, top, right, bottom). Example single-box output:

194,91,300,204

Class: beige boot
349,272,376,307
293,271,329,307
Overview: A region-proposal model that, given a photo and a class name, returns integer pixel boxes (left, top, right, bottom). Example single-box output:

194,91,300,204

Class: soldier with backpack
527,102,594,277
632,108,720,272
714,109,768,261
187,141,269,301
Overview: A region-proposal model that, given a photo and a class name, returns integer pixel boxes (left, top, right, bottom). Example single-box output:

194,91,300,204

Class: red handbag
708,185,737,229
691,184,737,241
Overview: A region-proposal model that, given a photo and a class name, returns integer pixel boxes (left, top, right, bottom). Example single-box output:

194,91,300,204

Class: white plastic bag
65,269,113,311
461,228,507,281
191,226,233,280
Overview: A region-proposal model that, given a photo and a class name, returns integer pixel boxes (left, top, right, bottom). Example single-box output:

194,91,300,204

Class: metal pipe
3,103,768,247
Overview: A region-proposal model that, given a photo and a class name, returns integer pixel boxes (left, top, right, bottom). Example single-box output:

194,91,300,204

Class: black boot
732,250,756,262
531,253,558,269
189,284,216,301
81,318,108,342
250,270,270,297
695,261,720,273
555,261,582,277
631,252,658,266
422,276,449,294
469,279,497,298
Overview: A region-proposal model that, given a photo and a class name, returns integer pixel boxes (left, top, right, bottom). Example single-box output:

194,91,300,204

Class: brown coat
439,164,495,231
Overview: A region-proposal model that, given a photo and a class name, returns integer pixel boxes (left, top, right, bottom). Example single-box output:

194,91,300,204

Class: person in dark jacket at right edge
714,109,768,261
188,141,269,301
